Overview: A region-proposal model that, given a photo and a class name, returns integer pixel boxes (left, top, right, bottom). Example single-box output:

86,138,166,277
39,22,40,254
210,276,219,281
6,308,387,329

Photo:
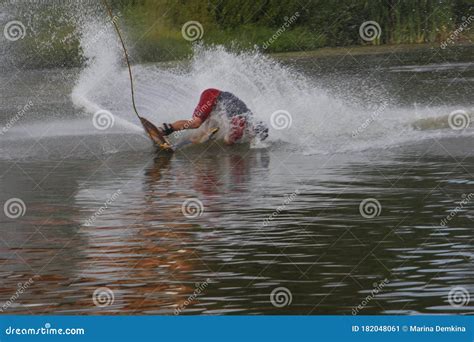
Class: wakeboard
140,117,174,151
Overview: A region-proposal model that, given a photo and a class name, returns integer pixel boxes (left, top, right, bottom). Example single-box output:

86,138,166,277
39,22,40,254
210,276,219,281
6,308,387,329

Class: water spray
101,0,170,149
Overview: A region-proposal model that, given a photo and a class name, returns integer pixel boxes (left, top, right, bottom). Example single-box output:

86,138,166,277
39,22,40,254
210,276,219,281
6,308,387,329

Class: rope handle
101,0,142,120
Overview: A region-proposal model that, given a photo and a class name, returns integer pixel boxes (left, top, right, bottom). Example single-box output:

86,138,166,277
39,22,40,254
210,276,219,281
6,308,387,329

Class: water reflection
0,144,473,314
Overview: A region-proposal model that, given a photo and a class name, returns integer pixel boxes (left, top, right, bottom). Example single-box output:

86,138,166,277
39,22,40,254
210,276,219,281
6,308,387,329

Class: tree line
111,0,472,60
7,0,472,67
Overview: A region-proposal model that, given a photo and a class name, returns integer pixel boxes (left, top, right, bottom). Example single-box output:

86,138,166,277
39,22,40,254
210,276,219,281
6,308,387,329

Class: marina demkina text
409,325,466,333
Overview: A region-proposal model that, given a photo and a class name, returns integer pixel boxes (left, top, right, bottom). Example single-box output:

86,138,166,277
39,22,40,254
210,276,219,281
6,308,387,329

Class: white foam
71,14,142,132
69,21,472,154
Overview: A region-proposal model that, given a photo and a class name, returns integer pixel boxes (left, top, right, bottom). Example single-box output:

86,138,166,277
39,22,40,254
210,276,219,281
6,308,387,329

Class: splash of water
2,0,472,158
73,37,473,154
71,9,141,132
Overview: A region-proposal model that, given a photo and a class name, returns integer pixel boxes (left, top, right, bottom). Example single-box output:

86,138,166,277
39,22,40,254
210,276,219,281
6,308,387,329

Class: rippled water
1,141,473,314
1,46,473,315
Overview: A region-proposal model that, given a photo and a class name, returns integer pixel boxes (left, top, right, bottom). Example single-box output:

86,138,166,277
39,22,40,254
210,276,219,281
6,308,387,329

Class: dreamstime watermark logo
352,278,389,315
4,198,26,219
174,279,210,315
3,20,26,41
84,189,122,227
440,15,474,49
359,198,381,218
92,110,115,131
448,286,470,307
270,110,292,130
352,100,388,137
270,287,292,308
181,198,204,218
92,287,115,307
263,189,299,227
173,99,214,139
172,118,195,139
181,21,204,42
1,99,34,136
448,109,470,130
440,192,473,227
4,322,85,336
262,12,300,50
359,21,381,42
0,276,37,313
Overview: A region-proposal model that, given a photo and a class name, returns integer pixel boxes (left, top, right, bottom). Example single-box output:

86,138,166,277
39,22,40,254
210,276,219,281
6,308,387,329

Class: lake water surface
0,44,473,315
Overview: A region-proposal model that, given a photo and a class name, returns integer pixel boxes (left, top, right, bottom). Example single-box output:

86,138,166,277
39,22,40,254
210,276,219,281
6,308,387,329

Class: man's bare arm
170,117,202,131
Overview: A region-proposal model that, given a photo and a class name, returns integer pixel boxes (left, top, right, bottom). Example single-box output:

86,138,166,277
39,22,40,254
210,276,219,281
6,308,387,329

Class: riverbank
270,41,472,59
9,38,473,70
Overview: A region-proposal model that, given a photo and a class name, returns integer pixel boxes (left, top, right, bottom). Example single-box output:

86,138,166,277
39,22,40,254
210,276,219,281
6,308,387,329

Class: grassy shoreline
271,43,441,58
13,40,473,70
125,27,473,64
270,40,473,59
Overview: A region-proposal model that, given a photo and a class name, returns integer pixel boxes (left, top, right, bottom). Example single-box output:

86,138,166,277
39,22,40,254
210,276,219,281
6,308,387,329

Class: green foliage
116,0,470,61
13,0,472,65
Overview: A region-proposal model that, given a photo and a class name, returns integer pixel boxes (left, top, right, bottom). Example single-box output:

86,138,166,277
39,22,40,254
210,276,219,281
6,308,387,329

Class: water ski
139,117,173,151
